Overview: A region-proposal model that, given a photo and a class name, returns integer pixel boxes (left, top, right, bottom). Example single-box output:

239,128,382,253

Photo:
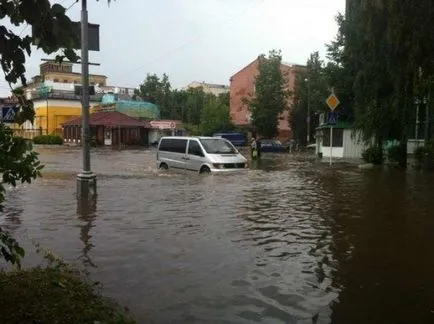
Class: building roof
42,71,107,78
230,57,306,79
62,111,146,128
187,81,229,89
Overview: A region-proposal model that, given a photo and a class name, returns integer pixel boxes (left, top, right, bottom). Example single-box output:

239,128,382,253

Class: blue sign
328,112,338,125
2,106,19,123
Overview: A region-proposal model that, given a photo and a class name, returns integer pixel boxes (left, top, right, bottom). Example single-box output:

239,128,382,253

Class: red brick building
229,58,305,140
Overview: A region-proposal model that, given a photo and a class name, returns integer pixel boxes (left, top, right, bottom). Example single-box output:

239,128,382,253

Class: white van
156,136,248,173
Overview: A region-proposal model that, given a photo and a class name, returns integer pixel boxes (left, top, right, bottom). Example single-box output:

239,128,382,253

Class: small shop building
315,122,366,159
62,111,148,147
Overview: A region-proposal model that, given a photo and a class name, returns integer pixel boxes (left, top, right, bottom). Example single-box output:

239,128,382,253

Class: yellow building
19,62,107,137
32,99,100,136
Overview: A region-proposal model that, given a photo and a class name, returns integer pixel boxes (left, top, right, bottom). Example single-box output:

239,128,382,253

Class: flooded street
2,146,434,323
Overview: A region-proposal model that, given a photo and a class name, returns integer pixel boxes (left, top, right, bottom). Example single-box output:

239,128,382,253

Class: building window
64,80,68,83
323,128,343,147
53,79,59,82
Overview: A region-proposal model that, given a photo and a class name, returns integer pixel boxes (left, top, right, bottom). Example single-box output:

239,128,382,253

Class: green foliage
0,229,25,269
135,74,233,131
338,1,434,150
249,50,288,138
33,134,63,145
0,267,135,324
324,13,355,123
199,96,235,136
135,73,172,117
0,124,43,268
362,146,384,165
414,141,434,169
0,0,112,124
386,144,407,167
183,123,200,136
290,52,329,145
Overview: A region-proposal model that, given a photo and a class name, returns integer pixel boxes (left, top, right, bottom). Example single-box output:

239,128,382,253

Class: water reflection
1,189,23,232
315,169,434,324
77,197,97,270
233,170,336,323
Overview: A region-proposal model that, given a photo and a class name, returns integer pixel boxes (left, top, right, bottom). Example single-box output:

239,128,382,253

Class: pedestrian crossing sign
328,112,338,125
2,106,19,123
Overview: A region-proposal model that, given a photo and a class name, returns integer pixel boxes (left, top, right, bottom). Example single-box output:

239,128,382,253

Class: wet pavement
2,146,434,323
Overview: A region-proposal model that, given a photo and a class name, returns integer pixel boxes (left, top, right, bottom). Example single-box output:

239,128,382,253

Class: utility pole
305,78,311,144
76,0,96,199
415,98,420,147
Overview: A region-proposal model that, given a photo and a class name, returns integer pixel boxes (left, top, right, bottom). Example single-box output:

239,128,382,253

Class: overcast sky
0,0,345,96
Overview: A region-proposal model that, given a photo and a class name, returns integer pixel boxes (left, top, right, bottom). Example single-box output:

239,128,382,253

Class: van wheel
159,163,169,170
200,166,211,174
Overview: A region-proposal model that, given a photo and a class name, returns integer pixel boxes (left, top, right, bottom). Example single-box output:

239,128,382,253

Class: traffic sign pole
325,89,340,166
76,0,97,200
330,126,333,166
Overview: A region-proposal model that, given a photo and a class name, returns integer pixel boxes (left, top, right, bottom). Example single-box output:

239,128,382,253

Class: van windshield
199,139,237,154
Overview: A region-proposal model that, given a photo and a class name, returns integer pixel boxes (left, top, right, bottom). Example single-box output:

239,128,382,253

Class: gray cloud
0,0,345,96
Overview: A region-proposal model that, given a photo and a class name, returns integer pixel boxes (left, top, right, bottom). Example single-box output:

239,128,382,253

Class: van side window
159,139,187,154
188,140,204,156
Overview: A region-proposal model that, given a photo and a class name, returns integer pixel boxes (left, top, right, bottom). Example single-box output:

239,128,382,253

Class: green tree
135,73,173,119
199,96,234,136
290,52,329,145
135,74,230,128
184,87,209,126
170,89,188,121
0,125,43,268
338,0,434,166
249,50,287,138
0,0,111,266
323,13,354,123
0,0,112,122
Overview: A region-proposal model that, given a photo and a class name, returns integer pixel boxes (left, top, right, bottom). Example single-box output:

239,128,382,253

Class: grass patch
0,266,135,324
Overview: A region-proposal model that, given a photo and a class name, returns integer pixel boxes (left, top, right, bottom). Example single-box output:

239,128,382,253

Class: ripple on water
4,147,434,323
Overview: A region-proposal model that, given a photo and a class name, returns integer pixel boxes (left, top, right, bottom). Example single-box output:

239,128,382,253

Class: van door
173,139,188,171
159,138,188,171
186,139,206,172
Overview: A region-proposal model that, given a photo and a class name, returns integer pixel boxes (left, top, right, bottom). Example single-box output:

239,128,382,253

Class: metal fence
11,128,64,139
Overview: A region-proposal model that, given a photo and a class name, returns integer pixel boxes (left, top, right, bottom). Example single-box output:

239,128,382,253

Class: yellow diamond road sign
326,93,340,111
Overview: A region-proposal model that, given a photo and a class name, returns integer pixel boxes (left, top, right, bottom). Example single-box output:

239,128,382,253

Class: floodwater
2,146,434,324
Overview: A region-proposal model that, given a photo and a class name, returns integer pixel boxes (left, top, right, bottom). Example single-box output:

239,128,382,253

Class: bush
414,141,434,169
33,135,63,145
0,267,136,324
362,146,384,164
387,144,406,165
183,123,200,136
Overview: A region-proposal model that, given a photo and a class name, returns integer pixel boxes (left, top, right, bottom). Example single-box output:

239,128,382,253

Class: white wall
407,139,425,154
343,130,366,159
317,129,365,159
321,146,344,158
148,130,161,145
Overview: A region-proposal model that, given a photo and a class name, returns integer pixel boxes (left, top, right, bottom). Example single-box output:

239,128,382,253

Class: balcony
28,90,104,102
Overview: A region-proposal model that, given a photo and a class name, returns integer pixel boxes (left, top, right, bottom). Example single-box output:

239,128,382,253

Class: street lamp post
76,0,96,199
305,78,311,144
46,96,49,135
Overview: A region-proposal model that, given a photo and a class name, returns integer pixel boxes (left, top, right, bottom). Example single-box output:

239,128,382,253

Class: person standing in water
251,136,258,159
